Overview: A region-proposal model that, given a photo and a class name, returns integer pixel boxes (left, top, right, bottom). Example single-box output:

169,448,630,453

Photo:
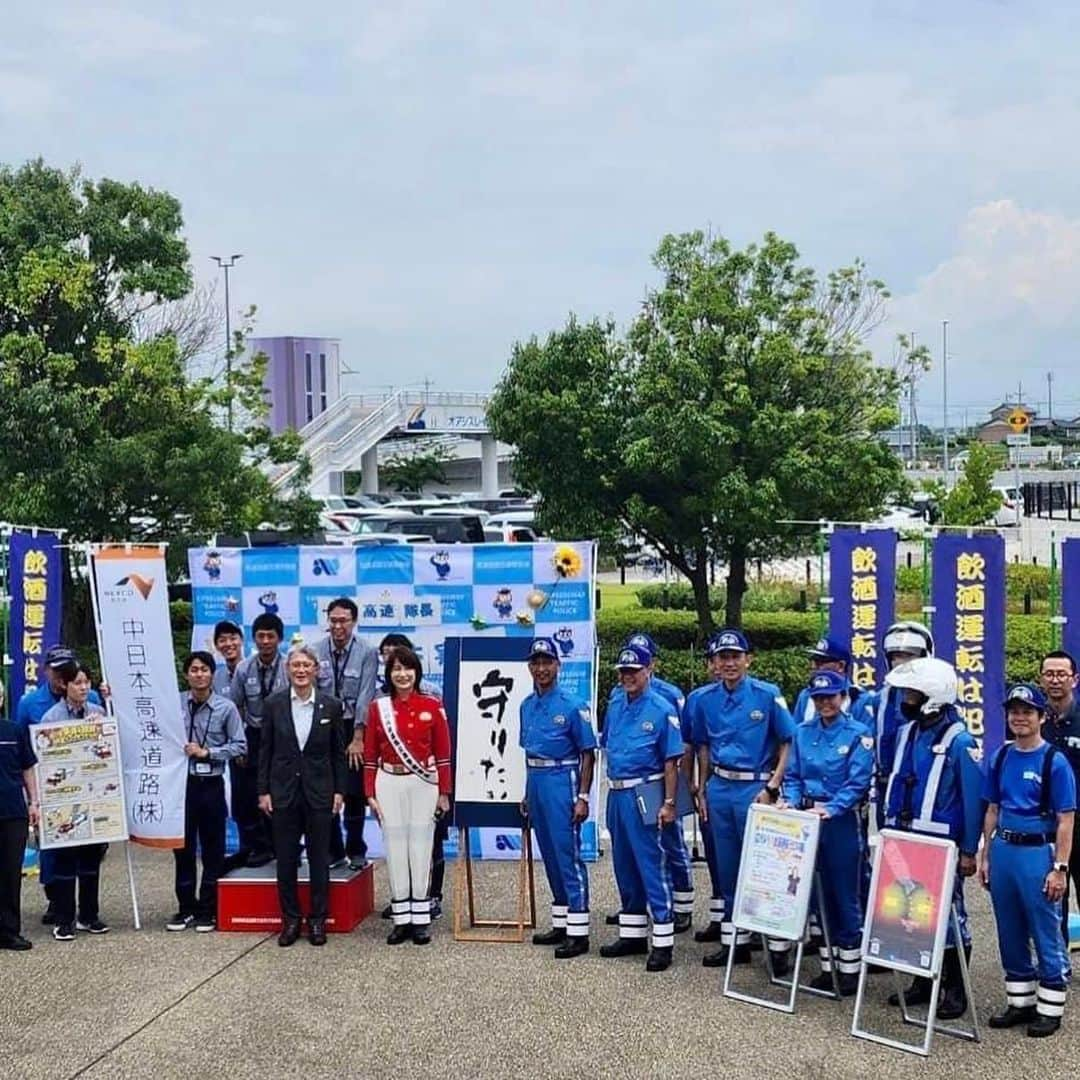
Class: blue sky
4,1,1080,425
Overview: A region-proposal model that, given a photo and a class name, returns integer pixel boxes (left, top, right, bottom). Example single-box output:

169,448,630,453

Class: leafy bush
636,582,818,613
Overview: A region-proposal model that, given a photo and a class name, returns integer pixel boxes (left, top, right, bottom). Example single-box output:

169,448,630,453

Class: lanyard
188,697,212,747
332,642,353,698
66,702,86,720
258,657,281,700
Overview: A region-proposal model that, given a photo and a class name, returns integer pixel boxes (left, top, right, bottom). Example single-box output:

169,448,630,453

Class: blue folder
635,774,696,825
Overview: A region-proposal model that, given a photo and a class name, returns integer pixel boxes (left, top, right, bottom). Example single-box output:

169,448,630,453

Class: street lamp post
211,254,243,431
942,320,949,481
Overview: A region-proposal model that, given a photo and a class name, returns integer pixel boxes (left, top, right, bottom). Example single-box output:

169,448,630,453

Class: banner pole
1050,529,1060,650
86,544,142,931
817,528,827,635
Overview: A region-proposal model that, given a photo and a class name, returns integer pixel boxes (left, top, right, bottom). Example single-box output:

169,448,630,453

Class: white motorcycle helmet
882,620,935,660
885,656,958,716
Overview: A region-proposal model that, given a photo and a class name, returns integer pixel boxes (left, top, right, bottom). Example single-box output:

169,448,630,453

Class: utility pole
942,321,949,479
1048,370,1054,422
910,331,919,465
211,254,243,432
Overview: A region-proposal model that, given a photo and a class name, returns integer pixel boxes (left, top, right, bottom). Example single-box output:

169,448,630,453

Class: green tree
489,230,904,631
930,441,1003,526
380,446,452,493
0,159,317,543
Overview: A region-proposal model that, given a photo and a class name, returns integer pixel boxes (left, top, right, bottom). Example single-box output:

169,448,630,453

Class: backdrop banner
91,547,185,848
828,528,897,690
931,533,1006,756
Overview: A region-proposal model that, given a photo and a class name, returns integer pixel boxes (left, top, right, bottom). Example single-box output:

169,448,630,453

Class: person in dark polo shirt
0,690,40,951
1040,650,1080,951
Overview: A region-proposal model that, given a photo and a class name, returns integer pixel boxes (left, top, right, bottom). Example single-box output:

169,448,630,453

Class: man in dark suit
258,644,346,947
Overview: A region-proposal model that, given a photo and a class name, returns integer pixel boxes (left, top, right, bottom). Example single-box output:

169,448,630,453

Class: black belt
998,829,1055,846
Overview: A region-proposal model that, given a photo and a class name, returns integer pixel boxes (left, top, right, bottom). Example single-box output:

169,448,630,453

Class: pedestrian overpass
271,389,496,496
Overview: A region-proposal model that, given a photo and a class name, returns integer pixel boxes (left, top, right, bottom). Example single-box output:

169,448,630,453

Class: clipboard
635,774,695,825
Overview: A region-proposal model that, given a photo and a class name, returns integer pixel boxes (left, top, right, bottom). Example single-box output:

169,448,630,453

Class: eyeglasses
328,617,354,626
1041,671,1075,681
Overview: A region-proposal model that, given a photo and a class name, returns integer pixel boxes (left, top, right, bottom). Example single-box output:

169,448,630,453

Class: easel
724,872,841,1013
452,825,537,942
851,904,980,1055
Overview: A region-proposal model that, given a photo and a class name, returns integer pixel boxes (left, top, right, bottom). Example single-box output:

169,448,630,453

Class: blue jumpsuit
986,743,1076,1020
603,688,683,950
883,707,984,947
611,675,694,919
520,684,597,937
691,676,796,952
784,713,874,977
863,686,907,829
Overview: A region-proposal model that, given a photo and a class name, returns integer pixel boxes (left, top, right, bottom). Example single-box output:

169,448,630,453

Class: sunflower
552,545,583,579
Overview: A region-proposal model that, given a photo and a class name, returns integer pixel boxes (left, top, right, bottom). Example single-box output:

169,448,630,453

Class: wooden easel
452,825,537,942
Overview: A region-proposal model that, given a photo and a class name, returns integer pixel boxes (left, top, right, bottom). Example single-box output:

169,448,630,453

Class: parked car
993,485,1022,526
351,532,433,546
379,514,486,544
484,524,539,543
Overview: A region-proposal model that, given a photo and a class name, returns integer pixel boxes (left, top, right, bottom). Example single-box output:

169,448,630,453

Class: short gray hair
286,643,318,667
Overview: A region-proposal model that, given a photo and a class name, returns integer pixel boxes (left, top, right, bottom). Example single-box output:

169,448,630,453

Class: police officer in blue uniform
228,613,288,869
865,621,934,829
600,644,684,972
782,669,874,994
691,629,796,971
604,632,694,934
790,637,872,729
520,637,596,958
981,684,1076,1038
883,656,983,1021
316,598,379,870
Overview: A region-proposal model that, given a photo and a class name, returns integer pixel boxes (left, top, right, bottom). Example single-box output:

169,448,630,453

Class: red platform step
217,862,374,933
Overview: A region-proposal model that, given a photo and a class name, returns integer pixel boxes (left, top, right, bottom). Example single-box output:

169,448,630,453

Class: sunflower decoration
552,545,583,579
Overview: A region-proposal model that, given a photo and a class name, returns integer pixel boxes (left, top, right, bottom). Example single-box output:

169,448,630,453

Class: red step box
217,862,374,933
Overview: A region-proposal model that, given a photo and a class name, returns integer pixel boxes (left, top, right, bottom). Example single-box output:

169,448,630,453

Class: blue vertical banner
1061,538,1080,661
931,533,1006,756
9,530,63,708
828,528,897,690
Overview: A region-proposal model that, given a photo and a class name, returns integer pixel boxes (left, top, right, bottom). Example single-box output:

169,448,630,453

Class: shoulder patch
967,745,983,763
668,715,680,730
579,706,592,724
774,696,788,709
860,735,874,750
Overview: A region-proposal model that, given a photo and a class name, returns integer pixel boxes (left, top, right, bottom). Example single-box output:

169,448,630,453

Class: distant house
978,403,1036,444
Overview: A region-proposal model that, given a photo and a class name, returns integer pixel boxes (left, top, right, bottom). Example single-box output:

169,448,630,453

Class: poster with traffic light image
862,830,956,977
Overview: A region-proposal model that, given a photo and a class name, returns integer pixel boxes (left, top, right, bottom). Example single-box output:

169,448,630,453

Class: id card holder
194,761,212,775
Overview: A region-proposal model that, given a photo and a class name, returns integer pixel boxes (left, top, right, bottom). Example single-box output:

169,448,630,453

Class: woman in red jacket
364,647,451,944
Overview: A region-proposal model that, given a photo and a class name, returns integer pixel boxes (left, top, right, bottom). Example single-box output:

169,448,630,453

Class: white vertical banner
90,546,186,848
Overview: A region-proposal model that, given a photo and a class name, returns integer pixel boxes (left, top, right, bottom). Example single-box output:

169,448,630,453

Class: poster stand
452,825,536,943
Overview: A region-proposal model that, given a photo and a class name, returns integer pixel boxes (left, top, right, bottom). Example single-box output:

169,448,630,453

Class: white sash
377,696,437,785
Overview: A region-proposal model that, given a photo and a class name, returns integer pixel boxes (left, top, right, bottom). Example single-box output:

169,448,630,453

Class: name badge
749,710,765,723
837,745,850,756
194,761,212,775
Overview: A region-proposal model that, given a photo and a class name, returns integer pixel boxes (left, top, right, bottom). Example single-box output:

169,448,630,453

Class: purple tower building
250,336,342,434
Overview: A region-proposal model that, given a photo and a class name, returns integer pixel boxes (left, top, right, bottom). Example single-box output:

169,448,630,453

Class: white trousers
376,770,438,925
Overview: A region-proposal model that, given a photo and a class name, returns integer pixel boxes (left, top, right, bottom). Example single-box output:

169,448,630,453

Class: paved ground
0,846,1074,1080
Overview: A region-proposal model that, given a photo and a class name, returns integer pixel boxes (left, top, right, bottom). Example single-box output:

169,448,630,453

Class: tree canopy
0,159,316,542
488,230,904,631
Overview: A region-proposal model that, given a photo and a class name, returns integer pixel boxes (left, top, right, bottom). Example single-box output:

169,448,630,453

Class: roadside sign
1006,433,1032,447
1007,408,1030,434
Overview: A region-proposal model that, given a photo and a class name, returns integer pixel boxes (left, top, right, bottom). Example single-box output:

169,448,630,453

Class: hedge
896,563,1052,604
636,582,820,613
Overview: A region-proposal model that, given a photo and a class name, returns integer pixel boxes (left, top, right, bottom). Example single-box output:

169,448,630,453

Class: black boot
674,912,692,934
702,943,751,968
386,924,413,945
889,975,934,1007
605,912,621,926
936,948,968,1020
769,948,792,977
989,1004,1036,1029
646,946,673,972
532,927,567,946
599,937,648,958
554,936,589,959
694,922,724,943
1027,1013,1062,1038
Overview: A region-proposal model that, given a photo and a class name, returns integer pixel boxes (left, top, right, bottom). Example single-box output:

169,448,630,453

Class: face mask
900,699,923,722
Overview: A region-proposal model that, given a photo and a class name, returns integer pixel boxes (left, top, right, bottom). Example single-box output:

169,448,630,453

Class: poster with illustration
862,829,956,977
731,805,820,941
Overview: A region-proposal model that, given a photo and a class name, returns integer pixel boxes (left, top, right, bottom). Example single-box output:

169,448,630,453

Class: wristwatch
663,797,676,807
1054,862,1069,874
765,785,780,803
576,793,589,804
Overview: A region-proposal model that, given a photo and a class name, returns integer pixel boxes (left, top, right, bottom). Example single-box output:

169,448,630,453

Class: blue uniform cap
527,636,559,661
1003,683,1047,712
807,669,848,697
705,629,750,656
45,645,76,668
625,632,659,658
806,636,851,666
615,644,652,670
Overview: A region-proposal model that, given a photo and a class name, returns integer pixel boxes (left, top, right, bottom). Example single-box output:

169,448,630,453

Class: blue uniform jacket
687,675,795,773
609,674,688,741
986,741,1077,833
884,706,984,855
784,713,874,818
520,684,596,759
17,684,102,728
602,688,683,781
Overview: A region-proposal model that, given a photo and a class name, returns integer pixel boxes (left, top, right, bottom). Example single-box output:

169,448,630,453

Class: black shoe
247,851,274,869
532,927,567,946
702,944,751,968
599,938,649,958
166,912,195,932
0,935,32,951
380,903,393,920
76,919,110,935
387,924,413,945
937,985,968,1020
52,924,76,942
770,950,791,978
278,918,301,947
694,922,724,943
748,933,763,952
989,1004,1037,1029
646,946,673,972
1027,1014,1062,1038
605,912,621,926
194,917,216,933
889,976,934,1007
329,857,348,870
308,919,327,946
412,925,431,945
674,912,692,935
41,903,56,926
430,898,443,920
348,858,369,872
554,936,590,959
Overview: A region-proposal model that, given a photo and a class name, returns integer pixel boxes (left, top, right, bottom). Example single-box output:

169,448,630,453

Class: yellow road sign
1007,408,1030,434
